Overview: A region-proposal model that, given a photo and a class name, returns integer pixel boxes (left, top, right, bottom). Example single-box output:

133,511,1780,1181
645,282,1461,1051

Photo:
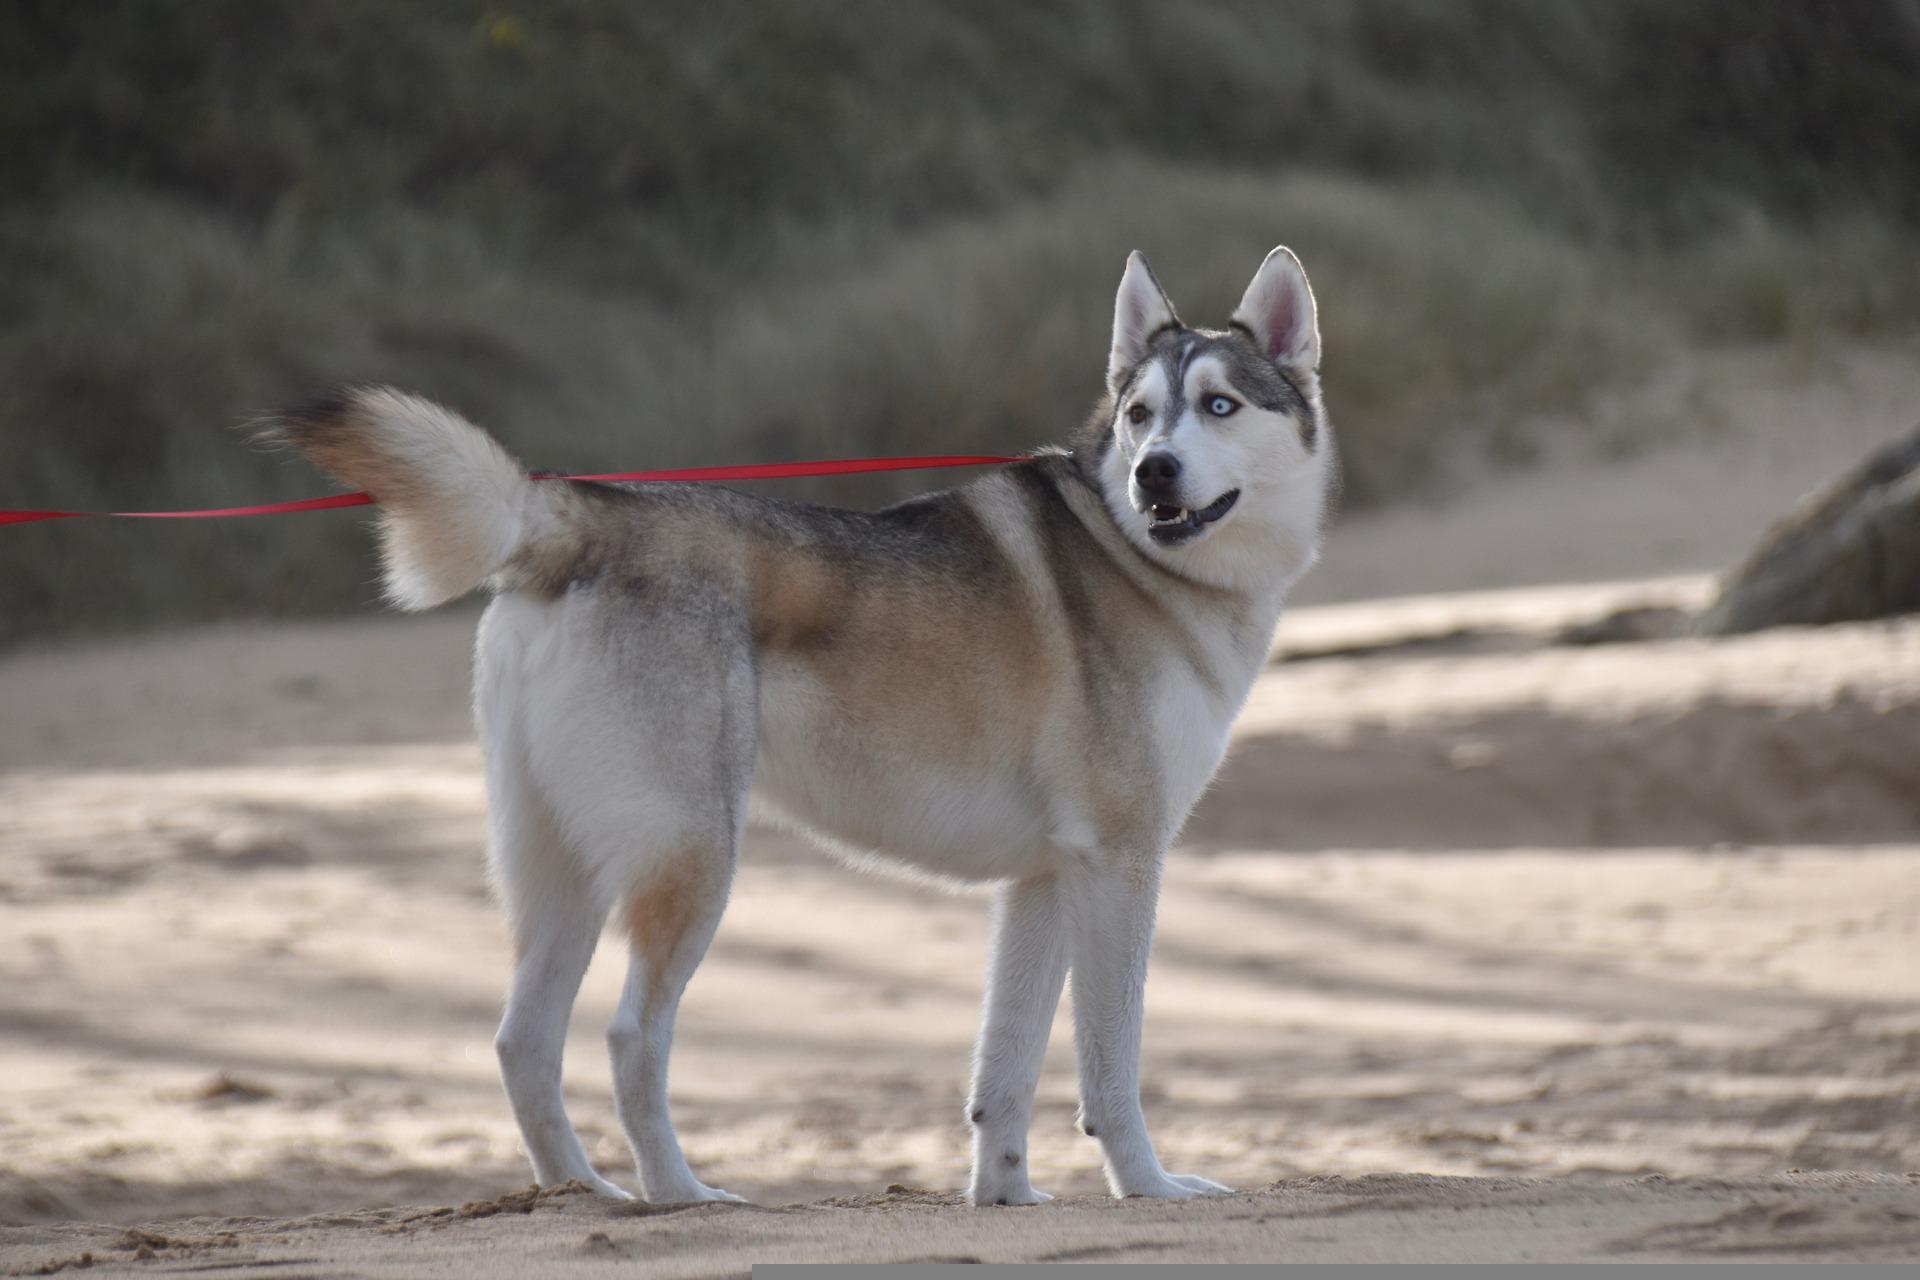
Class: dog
266,246,1336,1206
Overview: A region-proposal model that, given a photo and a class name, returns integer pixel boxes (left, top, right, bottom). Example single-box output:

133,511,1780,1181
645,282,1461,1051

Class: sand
2,339,1918,1271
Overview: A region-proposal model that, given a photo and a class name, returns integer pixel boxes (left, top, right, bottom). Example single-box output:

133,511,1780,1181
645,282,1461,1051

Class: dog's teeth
1178,508,1190,521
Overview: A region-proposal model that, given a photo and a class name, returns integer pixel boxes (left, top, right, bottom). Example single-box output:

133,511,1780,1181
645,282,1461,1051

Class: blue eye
1206,395,1238,417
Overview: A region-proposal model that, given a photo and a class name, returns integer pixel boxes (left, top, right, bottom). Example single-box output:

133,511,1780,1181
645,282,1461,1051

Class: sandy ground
2,340,1918,1271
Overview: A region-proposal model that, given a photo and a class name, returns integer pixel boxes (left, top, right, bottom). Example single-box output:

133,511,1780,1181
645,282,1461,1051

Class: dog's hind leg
524,609,754,1204
966,874,1069,1206
488,738,631,1198
607,837,742,1203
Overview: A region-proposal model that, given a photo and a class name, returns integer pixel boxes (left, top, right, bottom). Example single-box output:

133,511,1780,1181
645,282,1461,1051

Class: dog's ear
1232,246,1320,375
1108,251,1179,395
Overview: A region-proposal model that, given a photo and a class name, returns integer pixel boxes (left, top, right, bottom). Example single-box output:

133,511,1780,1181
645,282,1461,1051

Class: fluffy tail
264,387,572,610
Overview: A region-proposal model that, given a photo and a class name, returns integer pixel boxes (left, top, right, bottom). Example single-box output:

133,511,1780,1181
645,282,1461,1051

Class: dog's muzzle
1146,489,1240,545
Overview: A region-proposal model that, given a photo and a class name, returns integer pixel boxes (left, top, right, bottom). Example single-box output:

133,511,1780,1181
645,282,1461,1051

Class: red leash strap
0,455,1020,528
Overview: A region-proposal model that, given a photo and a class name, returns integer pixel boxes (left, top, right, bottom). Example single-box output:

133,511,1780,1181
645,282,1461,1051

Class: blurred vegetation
3,0,1918,639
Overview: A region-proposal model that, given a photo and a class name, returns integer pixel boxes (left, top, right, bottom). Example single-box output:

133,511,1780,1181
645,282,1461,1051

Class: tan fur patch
754,543,1052,770
747,547,850,649
269,390,423,503
832,591,1045,764
622,858,709,1002
501,515,591,599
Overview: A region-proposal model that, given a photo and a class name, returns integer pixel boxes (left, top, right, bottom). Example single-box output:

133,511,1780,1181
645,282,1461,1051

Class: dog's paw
1118,1171,1232,1199
577,1174,636,1201
968,1167,1053,1208
648,1180,748,1205
1167,1172,1232,1196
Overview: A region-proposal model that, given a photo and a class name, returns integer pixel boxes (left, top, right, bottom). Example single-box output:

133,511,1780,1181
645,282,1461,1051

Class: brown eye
1126,403,1150,425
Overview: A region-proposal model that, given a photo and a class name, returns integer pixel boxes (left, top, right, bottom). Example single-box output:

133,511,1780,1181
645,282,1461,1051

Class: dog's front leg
967,875,1070,1206
1065,855,1230,1199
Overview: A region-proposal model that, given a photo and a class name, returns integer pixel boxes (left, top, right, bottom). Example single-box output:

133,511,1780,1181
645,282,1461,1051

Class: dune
2,340,1917,1269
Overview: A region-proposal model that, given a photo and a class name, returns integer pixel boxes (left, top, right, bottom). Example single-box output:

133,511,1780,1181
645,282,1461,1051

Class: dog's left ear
1233,246,1320,375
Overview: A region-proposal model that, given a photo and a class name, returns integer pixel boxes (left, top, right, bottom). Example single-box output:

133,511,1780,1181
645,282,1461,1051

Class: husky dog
267,246,1335,1206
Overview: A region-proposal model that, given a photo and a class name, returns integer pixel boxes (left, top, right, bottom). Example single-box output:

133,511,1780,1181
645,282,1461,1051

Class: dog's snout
1133,452,1181,495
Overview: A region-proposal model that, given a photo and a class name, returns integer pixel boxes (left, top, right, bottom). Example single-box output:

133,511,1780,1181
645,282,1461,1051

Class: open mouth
1146,489,1240,544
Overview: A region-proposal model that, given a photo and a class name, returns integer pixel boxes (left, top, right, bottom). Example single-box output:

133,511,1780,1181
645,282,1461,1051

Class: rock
1698,424,1920,634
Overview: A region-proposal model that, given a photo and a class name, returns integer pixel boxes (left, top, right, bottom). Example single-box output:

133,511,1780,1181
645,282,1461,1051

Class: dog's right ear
1108,251,1179,396
1233,245,1320,375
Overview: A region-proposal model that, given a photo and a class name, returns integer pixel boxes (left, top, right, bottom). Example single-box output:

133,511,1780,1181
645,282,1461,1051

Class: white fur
479,586,1265,1204
1100,350,1330,601
1108,250,1179,395
479,590,748,1203
1233,245,1321,373
354,389,559,610
378,248,1332,1208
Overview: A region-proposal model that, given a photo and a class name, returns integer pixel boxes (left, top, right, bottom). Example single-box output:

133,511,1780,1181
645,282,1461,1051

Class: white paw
970,1183,1052,1207
1118,1171,1232,1199
578,1174,636,1201
648,1181,748,1204
1169,1172,1232,1196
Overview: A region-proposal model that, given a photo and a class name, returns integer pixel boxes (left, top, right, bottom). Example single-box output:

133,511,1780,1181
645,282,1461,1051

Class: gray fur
262,246,1335,1207
1111,326,1318,449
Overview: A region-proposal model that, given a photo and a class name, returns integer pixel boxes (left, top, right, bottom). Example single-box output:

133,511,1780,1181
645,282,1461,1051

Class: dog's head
1092,247,1336,595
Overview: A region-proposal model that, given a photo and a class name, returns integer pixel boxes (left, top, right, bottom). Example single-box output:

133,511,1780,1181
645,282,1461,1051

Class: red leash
0,455,1021,528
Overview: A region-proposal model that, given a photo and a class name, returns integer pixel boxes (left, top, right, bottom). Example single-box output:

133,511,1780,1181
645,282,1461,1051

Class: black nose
1133,452,1181,495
